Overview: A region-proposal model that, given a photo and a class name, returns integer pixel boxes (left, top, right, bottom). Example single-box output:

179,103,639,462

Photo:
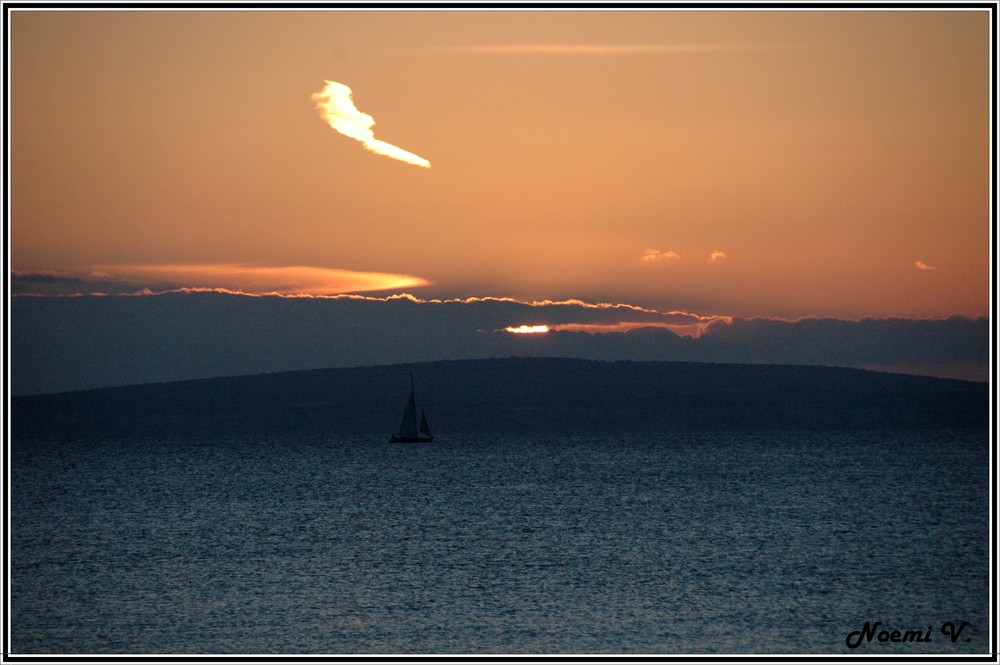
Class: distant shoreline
12,358,989,438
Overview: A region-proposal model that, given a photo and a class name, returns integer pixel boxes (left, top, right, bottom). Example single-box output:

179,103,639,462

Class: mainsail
398,390,419,437
390,374,433,443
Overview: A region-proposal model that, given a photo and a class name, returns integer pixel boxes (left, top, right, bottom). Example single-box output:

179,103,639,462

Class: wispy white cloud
641,249,680,263
311,80,431,169
428,43,785,55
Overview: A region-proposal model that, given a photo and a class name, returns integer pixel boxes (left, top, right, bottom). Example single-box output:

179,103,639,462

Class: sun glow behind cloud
311,80,431,169
505,324,550,334
503,320,725,338
497,302,732,339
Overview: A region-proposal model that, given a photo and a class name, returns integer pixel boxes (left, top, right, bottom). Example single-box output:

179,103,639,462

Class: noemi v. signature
846,621,970,648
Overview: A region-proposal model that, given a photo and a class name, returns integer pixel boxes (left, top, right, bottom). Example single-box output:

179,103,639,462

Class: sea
11,430,991,655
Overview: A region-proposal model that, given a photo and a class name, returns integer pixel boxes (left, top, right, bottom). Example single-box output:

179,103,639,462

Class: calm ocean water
12,430,989,655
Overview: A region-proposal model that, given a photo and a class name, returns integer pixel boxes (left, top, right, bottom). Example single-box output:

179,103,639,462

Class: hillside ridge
12,357,988,437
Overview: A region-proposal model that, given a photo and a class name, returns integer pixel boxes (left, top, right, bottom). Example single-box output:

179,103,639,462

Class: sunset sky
7,7,995,393
11,8,990,317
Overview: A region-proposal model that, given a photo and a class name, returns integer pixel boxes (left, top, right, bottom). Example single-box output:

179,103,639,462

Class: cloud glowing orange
92,264,429,296
641,249,680,263
547,322,716,337
311,80,431,169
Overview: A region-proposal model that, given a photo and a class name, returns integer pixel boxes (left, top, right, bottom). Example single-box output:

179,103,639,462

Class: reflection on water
12,431,989,654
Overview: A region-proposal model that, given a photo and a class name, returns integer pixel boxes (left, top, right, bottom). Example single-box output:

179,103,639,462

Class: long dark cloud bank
11,292,989,395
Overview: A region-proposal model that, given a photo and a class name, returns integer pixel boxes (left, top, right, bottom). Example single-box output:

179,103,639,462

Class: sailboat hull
389,434,433,443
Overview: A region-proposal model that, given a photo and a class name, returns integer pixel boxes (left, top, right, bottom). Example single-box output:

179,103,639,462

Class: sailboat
390,374,433,443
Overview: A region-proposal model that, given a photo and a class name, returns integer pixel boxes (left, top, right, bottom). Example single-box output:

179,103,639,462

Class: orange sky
9,9,991,319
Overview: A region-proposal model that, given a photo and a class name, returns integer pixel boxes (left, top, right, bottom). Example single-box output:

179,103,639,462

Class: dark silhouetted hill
12,358,988,438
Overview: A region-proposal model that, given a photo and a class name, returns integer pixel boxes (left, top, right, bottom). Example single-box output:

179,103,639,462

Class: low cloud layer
311,80,431,168
11,291,988,394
